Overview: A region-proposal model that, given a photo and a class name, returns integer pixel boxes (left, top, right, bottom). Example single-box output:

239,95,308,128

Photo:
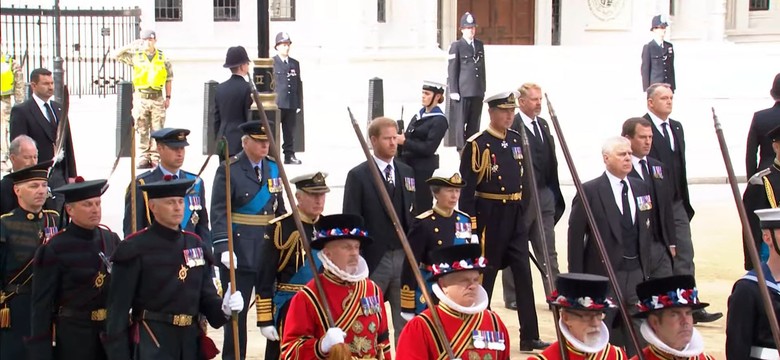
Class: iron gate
1,5,141,97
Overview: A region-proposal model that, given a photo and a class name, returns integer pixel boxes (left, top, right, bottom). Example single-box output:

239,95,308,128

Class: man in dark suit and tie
214,46,252,161
9,67,77,225
641,15,675,92
567,136,662,355
447,12,486,149
745,72,780,178
503,82,565,308
343,116,415,343
622,117,675,277
644,82,722,324
273,31,303,165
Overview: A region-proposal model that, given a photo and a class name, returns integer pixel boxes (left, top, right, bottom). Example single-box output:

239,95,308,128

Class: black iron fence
1,6,142,97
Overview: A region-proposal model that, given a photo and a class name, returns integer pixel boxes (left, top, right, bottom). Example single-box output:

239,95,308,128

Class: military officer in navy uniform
214,46,253,161
641,15,676,92
104,178,244,360
458,91,549,351
122,128,210,244
0,160,60,360
29,178,120,360
400,169,477,318
398,80,449,213
210,120,286,360
448,12,486,149
744,125,780,270
273,31,303,165
256,171,329,359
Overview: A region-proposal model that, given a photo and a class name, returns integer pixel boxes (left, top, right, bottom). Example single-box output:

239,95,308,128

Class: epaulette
137,170,155,179
182,230,202,242
507,128,520,135
466,131,484,143
454,209,471,218
42,209,59,216
123,228,149,241
749,168,771,185
415,209,434,220
269,212,292,225
0,211,13,219
227,155,240,165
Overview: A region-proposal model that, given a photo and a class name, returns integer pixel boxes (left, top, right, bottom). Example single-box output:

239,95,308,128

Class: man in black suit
9,67,77,225
567,136,661,355
214,46,252,161
622,117,675,277
745,72,780,178
273,32,303,165
503,82,565,308
644,82,722,324
447,12,486,149
343,116,415,343
0,135,38,214
641,15,676,92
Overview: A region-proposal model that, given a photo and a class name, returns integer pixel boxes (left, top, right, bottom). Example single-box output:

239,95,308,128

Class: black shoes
505,302,518,310
692,309,723,324
520,339,552,351
284,155,302,165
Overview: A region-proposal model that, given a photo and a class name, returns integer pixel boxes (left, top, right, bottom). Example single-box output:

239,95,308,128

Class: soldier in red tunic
529,273,626,360
280,214,392,359
632,275,715,360
396,243,510,359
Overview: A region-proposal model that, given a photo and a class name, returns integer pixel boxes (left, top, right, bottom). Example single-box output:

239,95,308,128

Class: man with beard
529,273,625,360
256,171,329,359
633,275,714,360
396,243,510,359
280,214,391,359
0,160,60,359
29,178,120,360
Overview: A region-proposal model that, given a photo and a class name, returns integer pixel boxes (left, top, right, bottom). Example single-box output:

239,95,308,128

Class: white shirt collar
518,111,537,130
158,164,181,178
631,155,648,179
373,156,394,179
605,170,635,220
653,38,664,47
647,111,675,151
32,93,53,112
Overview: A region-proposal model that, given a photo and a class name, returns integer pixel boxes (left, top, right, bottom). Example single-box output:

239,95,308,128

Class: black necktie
384,164,394,188
638,159,650,181
531,120,542,143
621,180,633,225
254,165,262,182
44,103,57,126
661,122,672,151
172,174,179,180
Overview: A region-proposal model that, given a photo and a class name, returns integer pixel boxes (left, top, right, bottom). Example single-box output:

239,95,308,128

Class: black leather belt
59,307,107,321
138,310,195,327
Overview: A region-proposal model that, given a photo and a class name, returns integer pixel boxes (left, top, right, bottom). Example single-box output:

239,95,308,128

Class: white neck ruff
640,320,705,358
317,251,369,283
560,318,611,354
432,283,488,315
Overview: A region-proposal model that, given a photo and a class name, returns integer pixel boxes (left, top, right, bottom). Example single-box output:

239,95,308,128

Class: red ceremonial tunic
280,271,391,360
630,345,715,360
395,303,510,360
528,341,627,360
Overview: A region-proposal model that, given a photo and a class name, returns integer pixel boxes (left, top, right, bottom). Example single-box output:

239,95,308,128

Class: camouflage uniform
115,48,173,163
0,52,26,171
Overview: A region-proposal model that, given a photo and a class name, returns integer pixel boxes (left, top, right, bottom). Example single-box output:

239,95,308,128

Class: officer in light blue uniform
210,120,286,360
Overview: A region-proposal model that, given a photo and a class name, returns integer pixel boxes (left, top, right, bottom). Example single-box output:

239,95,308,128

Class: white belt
751,346,780,360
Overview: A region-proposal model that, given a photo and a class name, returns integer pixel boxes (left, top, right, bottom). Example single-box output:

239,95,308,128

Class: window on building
214,0,240,21
749,0,770,10
271,0,295,21
669,0,676,16
552,0,561,45
377,0,387,23
155,0,182,22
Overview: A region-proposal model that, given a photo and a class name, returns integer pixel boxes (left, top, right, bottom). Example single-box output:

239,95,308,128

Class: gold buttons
501,187,505,191
486,143,490,148
26,213,34,220
434,228,439,233
437,240,442,245
431,216,436,220
502,199,507,204
498,176,502,180
514,139,517,142
456,216,461,221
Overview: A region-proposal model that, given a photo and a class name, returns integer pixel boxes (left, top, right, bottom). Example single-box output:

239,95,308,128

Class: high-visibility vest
132,50,167,91
1,55,14,95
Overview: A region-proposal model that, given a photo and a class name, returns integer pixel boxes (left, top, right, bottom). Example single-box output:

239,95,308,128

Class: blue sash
272,249,322,325
235,161,279,215
741,263,780,296
181,172,200,229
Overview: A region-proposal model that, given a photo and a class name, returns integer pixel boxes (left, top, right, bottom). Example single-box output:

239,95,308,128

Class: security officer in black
400,170,475,317
29,178,120,360
743,125,780,270
210,120,286,360
448,12,486,149
214,46,253,160
641,15,676,92
256,171,329,359
104,178,244,360
0,160,60,360
399,80,449,213
273,31,303,165
458,91,549,351
122,128,210,244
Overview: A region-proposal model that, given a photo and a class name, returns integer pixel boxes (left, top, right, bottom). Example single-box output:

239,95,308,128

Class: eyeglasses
566,311,606,322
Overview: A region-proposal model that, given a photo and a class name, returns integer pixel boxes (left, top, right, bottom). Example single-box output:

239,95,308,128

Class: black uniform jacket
214,74,253,157
746,101,780,178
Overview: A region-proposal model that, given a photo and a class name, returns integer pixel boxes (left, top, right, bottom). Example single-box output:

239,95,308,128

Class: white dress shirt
631,155,649,180
647,111,675,151
373,156,394,184
518,111,543,143
605,171,635,223
32,93,57,124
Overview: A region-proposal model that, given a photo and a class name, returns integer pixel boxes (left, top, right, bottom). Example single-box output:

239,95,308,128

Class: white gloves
260,325,280,341
319,327,346,354
450,93,461,101
401,312,415,321
221,283,244,316
221,252,238,269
